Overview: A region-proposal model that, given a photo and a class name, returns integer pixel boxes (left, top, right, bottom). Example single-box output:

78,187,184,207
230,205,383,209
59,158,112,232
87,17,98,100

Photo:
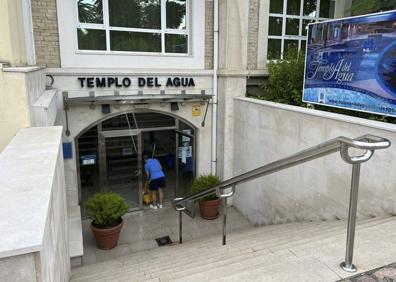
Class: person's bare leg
151,191,157,206
158,188,164,206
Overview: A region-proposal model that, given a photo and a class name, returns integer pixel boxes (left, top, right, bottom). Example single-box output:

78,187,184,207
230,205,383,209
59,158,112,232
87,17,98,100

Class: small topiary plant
85,192,128,228
190,174,222,202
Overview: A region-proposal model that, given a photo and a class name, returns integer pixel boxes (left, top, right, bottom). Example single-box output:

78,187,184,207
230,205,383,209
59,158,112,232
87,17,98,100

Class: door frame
75,110,199,214
98,129,143,211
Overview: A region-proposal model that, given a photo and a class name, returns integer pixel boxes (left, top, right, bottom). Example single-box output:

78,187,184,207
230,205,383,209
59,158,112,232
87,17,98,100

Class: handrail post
216,185,236,245
174,197,185,244
340,163,361,272
223,197,227,245
179,210,183,244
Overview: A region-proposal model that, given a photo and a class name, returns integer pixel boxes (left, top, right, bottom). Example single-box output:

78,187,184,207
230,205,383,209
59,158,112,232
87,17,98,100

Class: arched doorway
76,111,196,216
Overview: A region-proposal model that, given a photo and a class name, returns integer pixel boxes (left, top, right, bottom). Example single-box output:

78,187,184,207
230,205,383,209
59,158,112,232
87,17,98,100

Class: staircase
71,215,396,282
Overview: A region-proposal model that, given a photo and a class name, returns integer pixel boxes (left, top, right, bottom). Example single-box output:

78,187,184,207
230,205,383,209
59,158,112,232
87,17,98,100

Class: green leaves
85,192,129,227
262,50,306,107
190,174,221,202
351,0,396,16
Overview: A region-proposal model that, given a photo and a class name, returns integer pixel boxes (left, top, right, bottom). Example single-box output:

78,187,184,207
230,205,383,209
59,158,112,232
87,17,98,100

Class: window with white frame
267,0,336,59
77,0,189,54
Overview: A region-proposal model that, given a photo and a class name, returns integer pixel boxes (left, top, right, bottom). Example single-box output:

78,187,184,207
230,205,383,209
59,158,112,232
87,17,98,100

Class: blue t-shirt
144,158,165,180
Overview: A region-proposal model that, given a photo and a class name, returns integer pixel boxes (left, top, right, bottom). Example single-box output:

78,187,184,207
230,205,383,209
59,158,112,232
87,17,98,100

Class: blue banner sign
303,11,396,116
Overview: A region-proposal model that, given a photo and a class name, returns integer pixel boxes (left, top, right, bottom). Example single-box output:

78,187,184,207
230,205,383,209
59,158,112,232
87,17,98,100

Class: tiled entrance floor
81,205,252,265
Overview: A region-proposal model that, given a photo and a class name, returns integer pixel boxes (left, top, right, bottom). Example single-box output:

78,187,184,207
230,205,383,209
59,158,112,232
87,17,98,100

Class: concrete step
72,216,386,278
73,216,389,278
71,216,396,282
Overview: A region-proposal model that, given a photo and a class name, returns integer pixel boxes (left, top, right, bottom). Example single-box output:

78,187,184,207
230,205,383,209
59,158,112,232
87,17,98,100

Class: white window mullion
161,0,166,54
299,0,304,36
103,0,110,51
109,26,162,33
281,0,287,58
298,0,303,51
317,0,321,19
186,0,190,55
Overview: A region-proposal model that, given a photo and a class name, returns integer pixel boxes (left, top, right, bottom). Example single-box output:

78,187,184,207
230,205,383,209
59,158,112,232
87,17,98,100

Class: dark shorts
149,177,166,191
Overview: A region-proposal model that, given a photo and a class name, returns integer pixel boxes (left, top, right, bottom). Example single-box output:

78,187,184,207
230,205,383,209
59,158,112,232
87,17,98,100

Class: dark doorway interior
77,112,195,217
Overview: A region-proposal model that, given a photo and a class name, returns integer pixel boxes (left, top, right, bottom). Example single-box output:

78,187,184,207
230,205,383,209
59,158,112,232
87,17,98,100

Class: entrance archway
76,111,196,216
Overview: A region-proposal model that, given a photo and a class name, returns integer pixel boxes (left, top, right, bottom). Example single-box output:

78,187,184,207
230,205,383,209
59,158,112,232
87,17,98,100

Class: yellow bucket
143,181,152,205
143,192,152,205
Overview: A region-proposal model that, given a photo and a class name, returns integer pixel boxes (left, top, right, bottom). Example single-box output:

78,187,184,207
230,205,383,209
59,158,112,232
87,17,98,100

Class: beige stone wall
247,0,260,70
31,0,61,67
205,0,214,70
0,0,27,66
0,68,30,152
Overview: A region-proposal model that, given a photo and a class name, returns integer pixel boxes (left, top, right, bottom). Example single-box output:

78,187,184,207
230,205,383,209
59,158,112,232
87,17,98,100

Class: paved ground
339,262,396,282
81,204,252,265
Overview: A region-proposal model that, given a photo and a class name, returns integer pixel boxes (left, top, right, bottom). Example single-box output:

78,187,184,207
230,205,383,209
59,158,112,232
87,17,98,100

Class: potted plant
191,174,222,220
85,192,128,250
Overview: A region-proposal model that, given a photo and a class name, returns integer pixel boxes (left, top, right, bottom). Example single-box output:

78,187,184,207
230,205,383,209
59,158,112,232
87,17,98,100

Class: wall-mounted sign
192,105,200,116
122,148,133,156
81,155,96,166
77,76,195,88
303,11,396,117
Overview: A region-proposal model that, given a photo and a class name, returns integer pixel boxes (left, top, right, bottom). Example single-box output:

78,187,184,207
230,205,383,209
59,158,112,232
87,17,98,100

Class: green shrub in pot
85,192,128,249
190,174,222,219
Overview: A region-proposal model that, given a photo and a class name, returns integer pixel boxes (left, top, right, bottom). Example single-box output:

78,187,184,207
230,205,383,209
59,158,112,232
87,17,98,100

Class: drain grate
155,236,173,247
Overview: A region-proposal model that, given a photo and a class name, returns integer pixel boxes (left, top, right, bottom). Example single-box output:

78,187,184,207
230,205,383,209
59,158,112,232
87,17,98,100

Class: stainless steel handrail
173,134,391,272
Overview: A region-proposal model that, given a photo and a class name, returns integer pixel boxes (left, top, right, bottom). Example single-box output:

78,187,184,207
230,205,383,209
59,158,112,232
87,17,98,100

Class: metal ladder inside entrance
173,135,391,273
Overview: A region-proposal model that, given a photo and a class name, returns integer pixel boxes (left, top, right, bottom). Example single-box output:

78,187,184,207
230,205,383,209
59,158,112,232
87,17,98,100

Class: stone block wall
205,0,214,69
247,0,260,70
31,0,61,67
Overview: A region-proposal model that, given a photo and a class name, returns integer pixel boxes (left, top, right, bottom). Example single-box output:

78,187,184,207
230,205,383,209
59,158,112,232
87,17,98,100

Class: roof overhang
63,94,213,107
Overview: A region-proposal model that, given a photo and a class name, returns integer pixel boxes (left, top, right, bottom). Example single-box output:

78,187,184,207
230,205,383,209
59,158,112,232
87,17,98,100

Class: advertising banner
303,11,396,116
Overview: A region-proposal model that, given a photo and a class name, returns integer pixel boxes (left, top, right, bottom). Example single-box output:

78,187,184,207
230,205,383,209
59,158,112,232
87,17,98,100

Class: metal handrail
173,134,391,272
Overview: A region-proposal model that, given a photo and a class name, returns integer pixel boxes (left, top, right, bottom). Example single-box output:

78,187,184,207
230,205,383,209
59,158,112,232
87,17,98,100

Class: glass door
100,133,143,210
175,127,195,216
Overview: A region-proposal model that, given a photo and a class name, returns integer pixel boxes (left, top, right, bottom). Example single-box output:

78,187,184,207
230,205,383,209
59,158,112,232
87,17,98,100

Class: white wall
233,98,396,225
0,127,70,281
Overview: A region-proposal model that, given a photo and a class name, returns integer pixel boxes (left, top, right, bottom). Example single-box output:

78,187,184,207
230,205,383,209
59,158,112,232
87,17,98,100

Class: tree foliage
261,51,306,107
351,0,396,16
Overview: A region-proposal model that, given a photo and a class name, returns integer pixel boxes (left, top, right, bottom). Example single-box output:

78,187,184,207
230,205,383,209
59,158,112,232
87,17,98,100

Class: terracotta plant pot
90,218,123,250
199,198,221,220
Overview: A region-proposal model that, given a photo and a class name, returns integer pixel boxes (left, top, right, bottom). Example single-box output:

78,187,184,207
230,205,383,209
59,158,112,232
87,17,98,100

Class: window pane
304,0,317,17
320,0,335,18
78,0,103,24
77,28,106,50
287,0,300,15
302,19,315,36
269,17,283,36
286,18,300,35
270,0,284,14
165,34,188,53
109,0,161,29
268,39,281,59
301,40,306,52
166,0,186,29
110,31,161,52
284,39,299,55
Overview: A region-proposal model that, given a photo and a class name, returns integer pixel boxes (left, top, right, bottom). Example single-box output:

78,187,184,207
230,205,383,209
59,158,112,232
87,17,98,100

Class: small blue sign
63,142,73,159
303,11,396,116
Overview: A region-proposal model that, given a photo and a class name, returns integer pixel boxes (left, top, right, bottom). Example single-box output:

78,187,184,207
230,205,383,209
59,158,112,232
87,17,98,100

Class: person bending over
144,155,166,209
